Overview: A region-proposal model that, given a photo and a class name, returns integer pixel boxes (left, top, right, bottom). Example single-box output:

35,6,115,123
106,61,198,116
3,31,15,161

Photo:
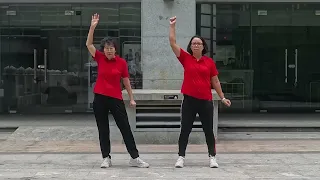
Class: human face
190,37,203,56
104,43,116,59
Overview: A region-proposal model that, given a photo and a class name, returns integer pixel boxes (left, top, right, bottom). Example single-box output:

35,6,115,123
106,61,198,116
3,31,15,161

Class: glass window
201,27,211,39
197,3,252,112
212,16,216,27
0,2,141,114
201,4,211,14
212,4,216,15
201,14,211,26
204,39,211,53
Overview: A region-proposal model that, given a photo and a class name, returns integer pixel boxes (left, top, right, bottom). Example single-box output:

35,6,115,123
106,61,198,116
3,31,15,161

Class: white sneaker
175,156,185,168
101,157,112,168
129,157,149,168
209,156,219,168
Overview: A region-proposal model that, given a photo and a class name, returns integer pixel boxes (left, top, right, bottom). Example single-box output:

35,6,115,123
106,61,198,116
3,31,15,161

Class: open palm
91,13,99,28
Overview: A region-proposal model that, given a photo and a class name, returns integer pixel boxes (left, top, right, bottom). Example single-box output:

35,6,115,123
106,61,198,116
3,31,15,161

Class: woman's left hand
129,100,136,107
222,98,231,107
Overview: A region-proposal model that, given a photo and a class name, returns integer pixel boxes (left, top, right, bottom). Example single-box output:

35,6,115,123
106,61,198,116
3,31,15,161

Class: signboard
164,95,178,100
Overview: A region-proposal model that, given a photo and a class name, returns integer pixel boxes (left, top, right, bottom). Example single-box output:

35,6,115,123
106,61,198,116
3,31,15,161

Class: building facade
0,0,320,114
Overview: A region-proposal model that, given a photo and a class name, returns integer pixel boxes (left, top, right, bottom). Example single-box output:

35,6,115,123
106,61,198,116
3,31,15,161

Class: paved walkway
1,115,320,179
1,153,320,179
2,139,320,154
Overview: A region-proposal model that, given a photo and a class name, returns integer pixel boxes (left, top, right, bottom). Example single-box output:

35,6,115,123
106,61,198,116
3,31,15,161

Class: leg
108,98,139,159
93,94,111,159
178,95,197,157
198,100,216,157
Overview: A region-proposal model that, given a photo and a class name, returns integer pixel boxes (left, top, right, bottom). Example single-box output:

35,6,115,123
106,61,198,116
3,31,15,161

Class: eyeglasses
104,47,115,51
191,42,203,46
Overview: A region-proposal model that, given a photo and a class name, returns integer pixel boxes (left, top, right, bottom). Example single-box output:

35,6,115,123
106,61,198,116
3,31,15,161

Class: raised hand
169,16,176,26
91,13,99,29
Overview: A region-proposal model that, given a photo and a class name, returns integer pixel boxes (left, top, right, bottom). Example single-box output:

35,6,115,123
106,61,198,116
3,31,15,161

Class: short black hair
186,35,208,55
99,37,118,53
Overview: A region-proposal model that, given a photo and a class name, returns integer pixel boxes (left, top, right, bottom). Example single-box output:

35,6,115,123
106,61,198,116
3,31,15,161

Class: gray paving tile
0,153,320,179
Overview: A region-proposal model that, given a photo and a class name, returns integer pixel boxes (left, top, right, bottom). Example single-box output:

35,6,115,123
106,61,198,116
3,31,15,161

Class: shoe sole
101,163,112,168
129,163,149,168
101,166,111,168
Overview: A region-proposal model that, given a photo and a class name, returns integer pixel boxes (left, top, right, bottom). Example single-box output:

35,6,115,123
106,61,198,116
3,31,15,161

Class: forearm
169,25,176,45
123,79,134,100
212,82,225,99
86,27,95,46
211,77,225,99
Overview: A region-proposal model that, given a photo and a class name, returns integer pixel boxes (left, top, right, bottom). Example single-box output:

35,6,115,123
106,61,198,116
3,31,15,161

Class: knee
180,127,192,135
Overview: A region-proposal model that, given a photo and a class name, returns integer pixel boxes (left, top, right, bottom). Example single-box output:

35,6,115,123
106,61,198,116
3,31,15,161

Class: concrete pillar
141,0,196,89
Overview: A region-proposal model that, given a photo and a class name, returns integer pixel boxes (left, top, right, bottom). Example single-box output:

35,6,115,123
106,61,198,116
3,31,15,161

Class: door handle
295,49,298,86
33,49,37,83
44,49,47,83
285,49,288,83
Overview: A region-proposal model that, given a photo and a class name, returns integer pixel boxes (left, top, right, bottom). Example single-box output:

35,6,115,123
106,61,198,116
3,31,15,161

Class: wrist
221,97,226,101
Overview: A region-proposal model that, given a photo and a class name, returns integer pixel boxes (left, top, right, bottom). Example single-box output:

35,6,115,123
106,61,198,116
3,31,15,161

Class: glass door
1,4,42,113
2,4,85,114
290,3,320,111
252,3,320,112
252,3,296,112
34,4,84,113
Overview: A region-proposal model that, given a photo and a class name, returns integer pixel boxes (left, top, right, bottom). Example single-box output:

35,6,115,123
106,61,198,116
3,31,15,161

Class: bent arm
211,76,225,100
169,24,181,57
86,27,97,57
123,78,134,101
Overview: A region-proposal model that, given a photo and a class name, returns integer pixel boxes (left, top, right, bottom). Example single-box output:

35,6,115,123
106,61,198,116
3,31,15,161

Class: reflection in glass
197,3,252,112
197,2,320,113
0,3,141,114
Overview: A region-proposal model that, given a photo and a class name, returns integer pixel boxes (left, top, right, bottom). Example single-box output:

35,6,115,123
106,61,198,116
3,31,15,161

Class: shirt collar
192,55,205,62
105,55,117,61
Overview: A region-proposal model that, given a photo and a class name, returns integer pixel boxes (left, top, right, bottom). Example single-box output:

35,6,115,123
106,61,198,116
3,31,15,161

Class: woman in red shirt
169,16,231,168
86,13,149,168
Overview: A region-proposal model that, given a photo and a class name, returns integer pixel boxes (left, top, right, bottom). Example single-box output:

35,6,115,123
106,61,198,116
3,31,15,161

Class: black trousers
93,93,139,159
178,95,216,157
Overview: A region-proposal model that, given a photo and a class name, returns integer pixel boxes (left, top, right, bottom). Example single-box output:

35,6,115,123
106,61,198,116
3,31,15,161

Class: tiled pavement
1,153,320,179
1,115,320,179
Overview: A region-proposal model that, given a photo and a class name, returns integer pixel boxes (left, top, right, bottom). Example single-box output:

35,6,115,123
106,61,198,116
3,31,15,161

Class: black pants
93,93,139,159
178,95,216,157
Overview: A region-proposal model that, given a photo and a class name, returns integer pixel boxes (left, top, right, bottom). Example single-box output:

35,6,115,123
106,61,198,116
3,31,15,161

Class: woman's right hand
169,16,176,26
91,13,99,29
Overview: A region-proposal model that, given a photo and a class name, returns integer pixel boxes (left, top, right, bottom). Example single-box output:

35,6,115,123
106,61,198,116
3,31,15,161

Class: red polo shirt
93,50,129,100
177,48,219,101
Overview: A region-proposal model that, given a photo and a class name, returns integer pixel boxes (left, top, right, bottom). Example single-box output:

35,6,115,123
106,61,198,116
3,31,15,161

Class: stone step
219,113,320,128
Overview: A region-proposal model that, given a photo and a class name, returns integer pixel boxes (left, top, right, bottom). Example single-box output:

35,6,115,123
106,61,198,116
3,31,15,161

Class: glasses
191,42,203,46
104,47,115,51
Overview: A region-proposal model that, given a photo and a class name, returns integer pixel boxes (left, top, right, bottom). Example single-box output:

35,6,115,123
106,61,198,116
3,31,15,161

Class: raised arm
169,16,181,57
86,13,99,57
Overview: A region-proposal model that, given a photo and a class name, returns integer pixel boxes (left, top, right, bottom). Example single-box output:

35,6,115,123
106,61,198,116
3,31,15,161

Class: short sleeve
122,60,130,78
93,50,104,62
177,48,189,65
210,60,219,77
